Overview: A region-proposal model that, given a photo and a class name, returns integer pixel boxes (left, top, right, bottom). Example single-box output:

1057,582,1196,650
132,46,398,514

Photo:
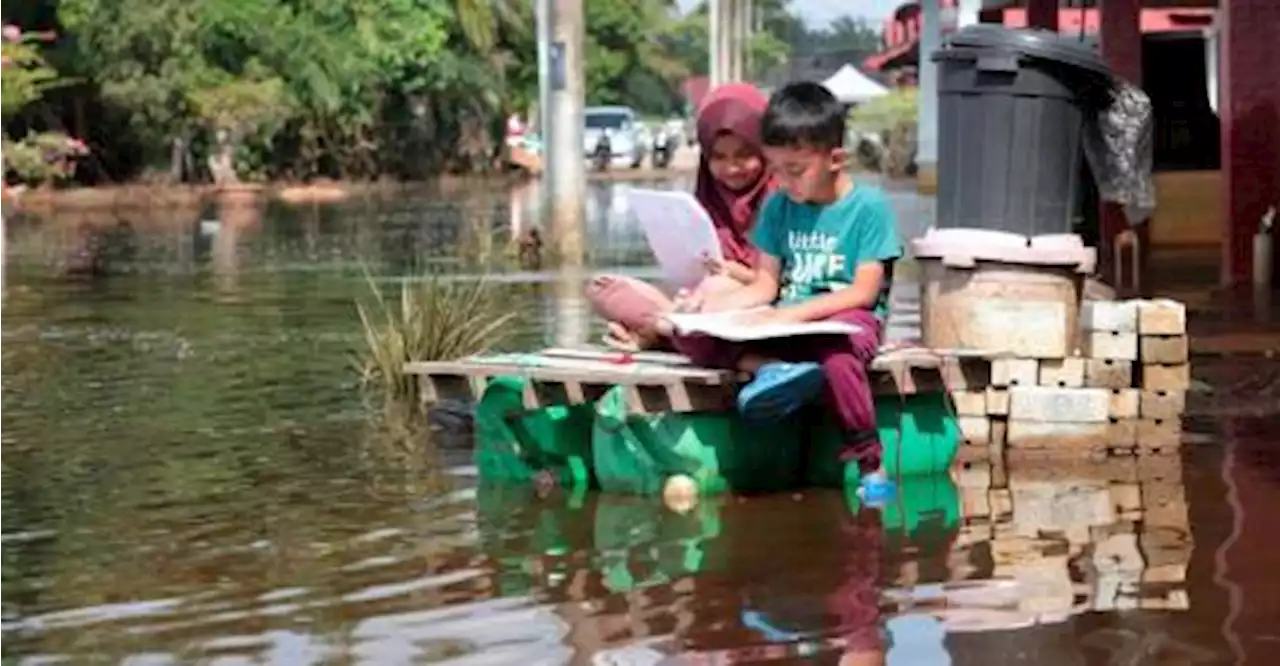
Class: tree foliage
1,0,879,182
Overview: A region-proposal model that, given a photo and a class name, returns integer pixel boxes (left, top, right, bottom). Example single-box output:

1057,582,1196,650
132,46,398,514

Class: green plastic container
806,391,961,489
474,482,595,597
475,375,960,496
474,375,596,487
474,484,725,597
593,494,726,593
591,384,805,496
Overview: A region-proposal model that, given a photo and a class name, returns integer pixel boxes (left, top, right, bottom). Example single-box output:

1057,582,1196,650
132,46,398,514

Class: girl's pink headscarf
694,83,775,268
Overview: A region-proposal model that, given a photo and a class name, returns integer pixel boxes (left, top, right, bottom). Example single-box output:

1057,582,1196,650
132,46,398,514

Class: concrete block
1081,299,1138,333
989,488,1013,518
1139,590,1189,611
1084,358,1133,389
940,357,992,391
990,418,1008,450
1085,331,1138,360
950,390,988,417
958,416,991,447
962,488,991,519
1038,357,1086,388
1139,334,1189,365
1140,390,1186,420
1109,389,1141,419
1141,364,1192,392
1110,482,1142,513
1009,386,1110,423
1144,497,1189,529
991,358,1039,387
1140,527,1193,568
955,444,990,465
1007,420,1109,449
1137,299,1187,335
1137,418,1181,451
956,464,992,489
1136,454,1182,482
1107,419,1138,448
985,388,1010,416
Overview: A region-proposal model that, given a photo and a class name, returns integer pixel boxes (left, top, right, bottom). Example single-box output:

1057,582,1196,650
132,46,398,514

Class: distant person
585,83,776,351
670,81,901,505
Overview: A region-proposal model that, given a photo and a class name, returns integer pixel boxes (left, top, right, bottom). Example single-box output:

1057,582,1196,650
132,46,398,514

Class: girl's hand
671,288,705,314
700,252,728,277
725,260,755,284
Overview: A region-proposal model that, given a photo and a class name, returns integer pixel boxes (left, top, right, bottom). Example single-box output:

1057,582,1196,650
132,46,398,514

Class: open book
626,188,723,289
665,310,862,342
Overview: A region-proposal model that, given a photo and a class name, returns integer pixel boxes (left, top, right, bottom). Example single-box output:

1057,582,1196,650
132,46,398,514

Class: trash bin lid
911,228,1097,272
941,24,1111,79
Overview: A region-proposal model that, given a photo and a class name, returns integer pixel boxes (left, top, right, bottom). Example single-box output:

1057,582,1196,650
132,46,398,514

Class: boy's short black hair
761,81,846,150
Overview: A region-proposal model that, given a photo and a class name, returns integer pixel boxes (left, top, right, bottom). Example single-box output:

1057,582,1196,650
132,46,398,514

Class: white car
583,105,648,169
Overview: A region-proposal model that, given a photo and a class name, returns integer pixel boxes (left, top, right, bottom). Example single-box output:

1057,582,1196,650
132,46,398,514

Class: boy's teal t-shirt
750,186,903,321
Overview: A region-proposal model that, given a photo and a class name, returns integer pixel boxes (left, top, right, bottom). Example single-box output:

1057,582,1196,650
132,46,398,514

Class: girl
586,83,776,351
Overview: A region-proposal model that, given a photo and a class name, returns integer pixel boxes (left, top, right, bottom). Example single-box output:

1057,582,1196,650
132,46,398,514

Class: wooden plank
404,357,736,385
406,347,1011,408
541,346,697,367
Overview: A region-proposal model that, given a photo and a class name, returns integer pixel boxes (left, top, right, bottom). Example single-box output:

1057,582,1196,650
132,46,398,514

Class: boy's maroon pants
673,308,884,474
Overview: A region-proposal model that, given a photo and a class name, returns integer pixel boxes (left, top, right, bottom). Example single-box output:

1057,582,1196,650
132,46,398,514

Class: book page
666,310,861,342
626,188,723,289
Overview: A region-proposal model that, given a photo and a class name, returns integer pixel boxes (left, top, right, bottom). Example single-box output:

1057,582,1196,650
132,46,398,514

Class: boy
672,81,903,503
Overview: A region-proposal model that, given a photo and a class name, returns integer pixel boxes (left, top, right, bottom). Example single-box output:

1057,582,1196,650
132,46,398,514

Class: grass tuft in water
354,268,516,406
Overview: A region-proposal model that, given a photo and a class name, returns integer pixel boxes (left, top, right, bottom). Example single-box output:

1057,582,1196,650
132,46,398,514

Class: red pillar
1027,0,1059,31
1219,0,1280,286
1098,0,1143,291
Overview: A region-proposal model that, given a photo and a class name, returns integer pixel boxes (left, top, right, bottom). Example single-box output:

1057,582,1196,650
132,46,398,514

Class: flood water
3,176,1278,665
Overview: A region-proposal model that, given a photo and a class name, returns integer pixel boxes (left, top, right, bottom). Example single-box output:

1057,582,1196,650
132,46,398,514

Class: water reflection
2,177,1275,664
0,458,1220,664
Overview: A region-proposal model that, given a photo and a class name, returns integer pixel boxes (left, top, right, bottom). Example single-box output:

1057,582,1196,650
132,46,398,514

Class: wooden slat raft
404,344,1000,416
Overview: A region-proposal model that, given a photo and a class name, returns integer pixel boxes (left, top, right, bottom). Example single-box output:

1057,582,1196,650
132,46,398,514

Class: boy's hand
732,306,804,326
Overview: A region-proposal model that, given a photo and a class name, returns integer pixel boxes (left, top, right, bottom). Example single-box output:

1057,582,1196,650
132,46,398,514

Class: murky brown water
3,177,1279,665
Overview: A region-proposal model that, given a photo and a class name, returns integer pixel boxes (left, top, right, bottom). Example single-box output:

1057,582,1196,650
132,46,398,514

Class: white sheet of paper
626,188,723,289
666,311,862,342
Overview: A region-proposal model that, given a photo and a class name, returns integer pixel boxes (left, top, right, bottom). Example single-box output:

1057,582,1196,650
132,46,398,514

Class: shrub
354,269,517,407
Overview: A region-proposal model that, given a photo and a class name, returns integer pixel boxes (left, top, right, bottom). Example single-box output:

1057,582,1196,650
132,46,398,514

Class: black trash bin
932,25,1113,236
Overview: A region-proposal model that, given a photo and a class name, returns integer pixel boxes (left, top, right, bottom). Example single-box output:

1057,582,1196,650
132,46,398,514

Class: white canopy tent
822,64,890,105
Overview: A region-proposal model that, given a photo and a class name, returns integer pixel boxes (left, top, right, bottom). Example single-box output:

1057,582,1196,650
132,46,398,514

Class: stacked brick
953,456,1192,613
951,298,1190,461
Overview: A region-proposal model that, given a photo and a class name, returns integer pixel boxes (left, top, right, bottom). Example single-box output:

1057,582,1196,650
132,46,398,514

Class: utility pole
537,0,586,263
709,0,723,88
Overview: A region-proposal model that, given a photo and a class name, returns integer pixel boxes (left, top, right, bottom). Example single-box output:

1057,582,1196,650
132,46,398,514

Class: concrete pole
735,0,752,82
546,0,586,263
915,0,941,193
737,0,747,81
708,0,723,88
731,0,743,81
536,0,553,145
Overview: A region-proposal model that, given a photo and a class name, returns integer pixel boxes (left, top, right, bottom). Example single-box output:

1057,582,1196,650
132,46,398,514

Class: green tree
2,24,88,186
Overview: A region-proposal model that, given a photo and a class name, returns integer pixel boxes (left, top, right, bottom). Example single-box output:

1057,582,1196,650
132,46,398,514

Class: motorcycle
651,129,673,170
592,133,612,172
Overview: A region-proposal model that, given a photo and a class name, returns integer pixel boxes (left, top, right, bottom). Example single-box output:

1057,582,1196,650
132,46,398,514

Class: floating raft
404,344,999,415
